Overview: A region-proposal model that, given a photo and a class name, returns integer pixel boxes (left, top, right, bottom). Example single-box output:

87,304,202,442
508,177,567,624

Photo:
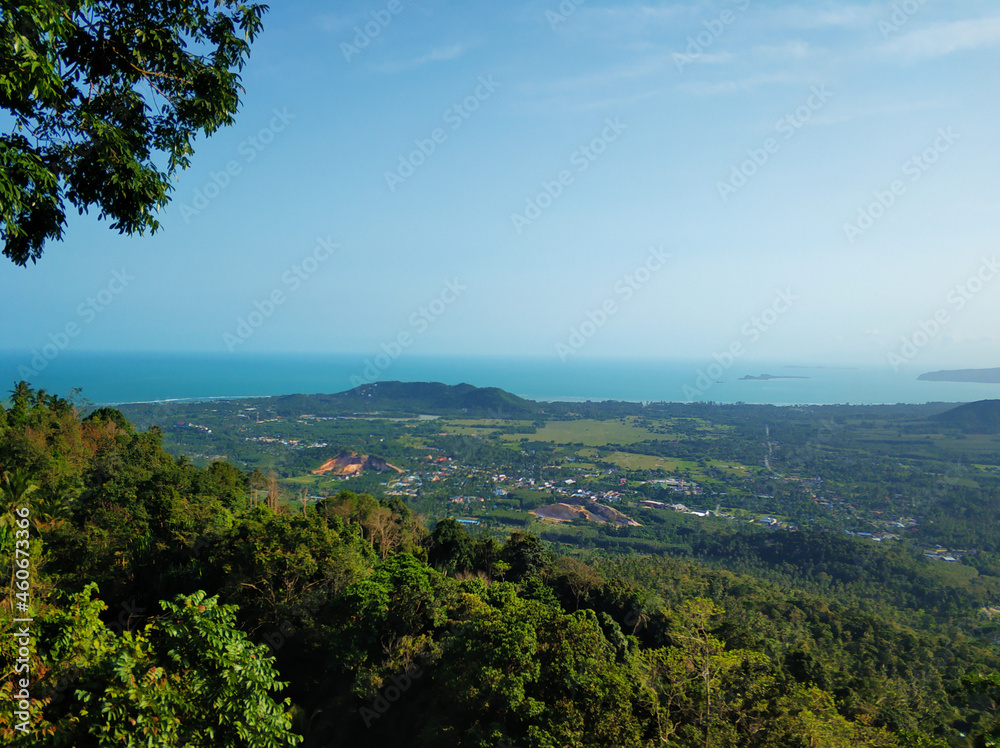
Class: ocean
1,350,997,407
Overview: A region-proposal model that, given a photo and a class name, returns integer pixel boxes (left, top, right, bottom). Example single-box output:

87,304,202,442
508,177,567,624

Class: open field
595,451,690,471
503,418,657,446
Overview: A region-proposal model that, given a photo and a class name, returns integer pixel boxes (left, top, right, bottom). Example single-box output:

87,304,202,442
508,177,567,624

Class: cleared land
504,418,656,446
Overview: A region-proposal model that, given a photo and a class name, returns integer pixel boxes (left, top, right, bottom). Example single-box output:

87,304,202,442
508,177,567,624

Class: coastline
3,350,998,408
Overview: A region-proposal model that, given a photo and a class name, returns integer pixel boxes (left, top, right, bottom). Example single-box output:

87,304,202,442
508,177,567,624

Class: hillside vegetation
2,385,1000,746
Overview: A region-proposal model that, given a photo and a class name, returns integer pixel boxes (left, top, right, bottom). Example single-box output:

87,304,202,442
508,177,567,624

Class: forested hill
270,381,541,417
3,385,1000,746
931,399,1000,434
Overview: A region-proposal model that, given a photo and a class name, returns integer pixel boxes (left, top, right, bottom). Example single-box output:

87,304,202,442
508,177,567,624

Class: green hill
930,399,1000,434
270,381,541,417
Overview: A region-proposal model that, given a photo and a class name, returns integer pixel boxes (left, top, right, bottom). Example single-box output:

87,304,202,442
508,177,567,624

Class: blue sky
4,0,1000,371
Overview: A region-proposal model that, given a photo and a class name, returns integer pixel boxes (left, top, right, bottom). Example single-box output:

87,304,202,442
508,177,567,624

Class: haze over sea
1,351,996,407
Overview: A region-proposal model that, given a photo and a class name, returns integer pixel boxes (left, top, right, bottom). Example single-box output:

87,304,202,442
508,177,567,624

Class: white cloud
317,13,354,33
571,86,671,112
752,40,814,60
573,3,690,30
547,3,694,42
676,71,803,95
767,4,882,30
529,56,673,93
883,16,1000,59
808,99,943,126
693,51,738,64
377,44,471,73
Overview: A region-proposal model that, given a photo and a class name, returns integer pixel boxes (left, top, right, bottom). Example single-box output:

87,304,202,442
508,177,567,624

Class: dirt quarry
531,500,641,527
311,451,404,477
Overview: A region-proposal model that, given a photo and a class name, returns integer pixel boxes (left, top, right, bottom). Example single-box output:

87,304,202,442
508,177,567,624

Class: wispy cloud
529,55,673,94
884,16,1000,59
752,40,814,60
571,86,671,112
377,43,471,73
317,13,354,33
766,3,882,30
575,3,690,29
549,3,692,41
693,51,738,65
809,99,943,126
676,71,804,95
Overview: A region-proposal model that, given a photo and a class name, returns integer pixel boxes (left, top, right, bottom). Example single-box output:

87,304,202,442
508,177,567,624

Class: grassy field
596,451,689,471
446,418,535,428
835,419,1000,464
708,460,753,477
575,447,744,476
434,425,501,436
503,418,657,446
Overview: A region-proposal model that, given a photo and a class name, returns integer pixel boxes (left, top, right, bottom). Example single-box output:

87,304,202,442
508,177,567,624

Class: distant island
918,367,1000,384
783,365,857,370
739,374,811,381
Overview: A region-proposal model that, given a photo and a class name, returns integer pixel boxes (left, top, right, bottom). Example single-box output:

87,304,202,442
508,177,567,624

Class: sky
4,0,1000,373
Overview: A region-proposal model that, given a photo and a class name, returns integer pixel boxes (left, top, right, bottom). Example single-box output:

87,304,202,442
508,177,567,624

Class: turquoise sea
0,350,997,406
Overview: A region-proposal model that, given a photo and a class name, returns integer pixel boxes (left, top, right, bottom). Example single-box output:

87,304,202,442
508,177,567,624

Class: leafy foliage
0,0,267,264
1,585,299,746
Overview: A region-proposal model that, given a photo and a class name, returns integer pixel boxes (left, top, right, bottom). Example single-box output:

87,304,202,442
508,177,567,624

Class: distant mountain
271,381,541,417
930,400,1000,434
919,367,1000,383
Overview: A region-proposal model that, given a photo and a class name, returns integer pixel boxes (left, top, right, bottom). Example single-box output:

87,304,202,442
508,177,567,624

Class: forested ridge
3,386,1000,747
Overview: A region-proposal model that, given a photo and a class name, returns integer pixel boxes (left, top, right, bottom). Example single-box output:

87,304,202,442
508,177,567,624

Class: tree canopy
1,385,998,747
0,0,267,265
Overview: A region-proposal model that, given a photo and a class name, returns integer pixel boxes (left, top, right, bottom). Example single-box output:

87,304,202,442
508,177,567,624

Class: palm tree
49,394,75,417
32,388,49,414
8,381,33,423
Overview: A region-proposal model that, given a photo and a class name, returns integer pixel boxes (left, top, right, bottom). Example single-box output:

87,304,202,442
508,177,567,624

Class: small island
740,374,811,381
918,367,1000,384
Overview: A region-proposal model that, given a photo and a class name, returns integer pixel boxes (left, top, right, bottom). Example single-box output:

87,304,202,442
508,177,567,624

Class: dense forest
4,385,1000,746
